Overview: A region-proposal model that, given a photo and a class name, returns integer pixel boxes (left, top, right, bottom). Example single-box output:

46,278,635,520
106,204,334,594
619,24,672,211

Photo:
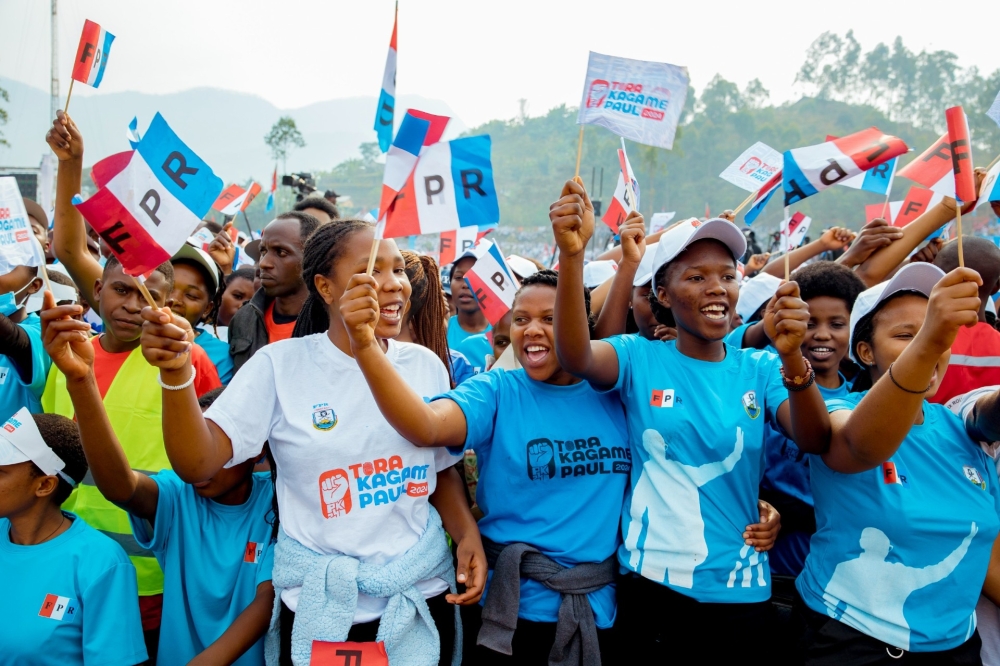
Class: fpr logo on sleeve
38,594,76,621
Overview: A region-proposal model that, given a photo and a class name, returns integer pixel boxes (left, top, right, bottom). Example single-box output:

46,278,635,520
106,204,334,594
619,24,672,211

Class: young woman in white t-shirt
138,219,486,666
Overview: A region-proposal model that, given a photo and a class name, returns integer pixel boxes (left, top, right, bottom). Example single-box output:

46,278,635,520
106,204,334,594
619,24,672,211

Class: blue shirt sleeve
130,471,183,555
457,334,492,371
605,334,634,394
432,370,501,452
761,353,788,423
725,322,751,348
256,539,275,586
825,392,863,413
18,317,51,398
449,350,477,385
81,561,147,665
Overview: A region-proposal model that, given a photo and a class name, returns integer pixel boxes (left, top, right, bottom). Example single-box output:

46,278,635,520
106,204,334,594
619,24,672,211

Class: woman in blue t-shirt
549,179,832,660
796,261,1000,663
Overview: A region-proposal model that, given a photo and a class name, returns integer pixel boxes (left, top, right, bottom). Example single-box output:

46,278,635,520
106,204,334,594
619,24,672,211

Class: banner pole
574,126,584,179
63,79,75,114
732,190,756,216
956,204,965,268
783,206,790,281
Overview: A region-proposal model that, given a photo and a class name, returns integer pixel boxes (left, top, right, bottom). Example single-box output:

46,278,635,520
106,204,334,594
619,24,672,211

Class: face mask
0,291,20,317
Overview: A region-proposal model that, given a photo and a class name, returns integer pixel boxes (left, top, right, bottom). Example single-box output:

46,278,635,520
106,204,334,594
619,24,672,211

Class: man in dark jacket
229,211,319,373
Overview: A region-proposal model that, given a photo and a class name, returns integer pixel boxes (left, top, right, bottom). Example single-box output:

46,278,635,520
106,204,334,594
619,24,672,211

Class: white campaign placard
0,177,44,275
577,52,689,150
719,142,784,192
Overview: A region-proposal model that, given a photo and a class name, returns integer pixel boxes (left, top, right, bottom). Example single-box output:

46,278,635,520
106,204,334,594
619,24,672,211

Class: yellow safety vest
42,346,169,596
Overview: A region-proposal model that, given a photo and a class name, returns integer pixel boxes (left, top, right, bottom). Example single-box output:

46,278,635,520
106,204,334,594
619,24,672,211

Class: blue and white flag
374,4,398,153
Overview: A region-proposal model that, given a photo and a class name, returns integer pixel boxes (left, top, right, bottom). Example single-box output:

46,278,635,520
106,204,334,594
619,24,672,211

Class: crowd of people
2,108,1000,666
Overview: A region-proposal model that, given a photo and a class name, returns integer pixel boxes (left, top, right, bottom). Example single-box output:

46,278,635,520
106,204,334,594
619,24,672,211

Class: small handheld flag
463,239,520,325
719,141,783,193
74,113,223,281
779,212,812,252
266,166,277,212
66,20,115,112
126,117,141,149
782,128,908,206
743,171,782,224
945,107,976,204
374,3,399,153
213,183,261,217
375,111,446,233
602,139,639,233
987,88,1000,130
898,134,955,197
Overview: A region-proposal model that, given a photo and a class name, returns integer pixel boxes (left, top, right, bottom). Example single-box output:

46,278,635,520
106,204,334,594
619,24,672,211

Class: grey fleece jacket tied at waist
477,536,616,666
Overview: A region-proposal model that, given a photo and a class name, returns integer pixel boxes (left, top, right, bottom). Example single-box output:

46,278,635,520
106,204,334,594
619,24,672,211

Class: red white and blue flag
743,170,782,224
463,239,520,325
375,109,450,237
266,166,277,212
779,211,812,252
374,4,398,153
71,20,115,88
602,140,639,233
213,182,261,216
381,134,499,239
74,113,223,277
439,226,492,265
976,160,1000,211
783,128,908,206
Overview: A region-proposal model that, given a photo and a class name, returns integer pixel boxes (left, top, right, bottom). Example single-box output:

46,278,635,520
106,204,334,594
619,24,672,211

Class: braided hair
401,251,453,385
516,269,596,338
292,219,373,338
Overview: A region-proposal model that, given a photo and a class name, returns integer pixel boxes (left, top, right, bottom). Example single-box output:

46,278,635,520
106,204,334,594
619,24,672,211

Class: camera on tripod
281,173,317,202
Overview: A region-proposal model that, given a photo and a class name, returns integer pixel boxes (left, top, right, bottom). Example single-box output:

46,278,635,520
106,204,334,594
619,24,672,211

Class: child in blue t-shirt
753,262,867,578
797,262,1000,661
0,408,146,666
549,179,831,661
40,293,274,666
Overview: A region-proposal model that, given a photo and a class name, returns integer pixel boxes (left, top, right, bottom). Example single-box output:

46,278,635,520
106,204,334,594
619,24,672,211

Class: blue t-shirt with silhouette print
797,393,1000,652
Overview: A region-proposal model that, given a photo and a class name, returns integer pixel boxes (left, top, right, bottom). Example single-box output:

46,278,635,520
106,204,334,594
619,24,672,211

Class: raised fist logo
318,469,352,518
526,438,556,480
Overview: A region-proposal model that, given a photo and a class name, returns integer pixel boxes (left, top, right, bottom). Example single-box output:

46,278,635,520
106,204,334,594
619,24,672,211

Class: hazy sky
2,0,998,128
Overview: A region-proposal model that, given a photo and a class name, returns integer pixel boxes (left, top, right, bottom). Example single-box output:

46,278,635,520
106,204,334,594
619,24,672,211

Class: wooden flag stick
574,126,584,179
732,190,756,216
783,206,791,281
131,276,158,309
365,237,380,276
64,79,75,114
784,252,790,281
988,153,1000,172
956,204,965,268
880,191,891,220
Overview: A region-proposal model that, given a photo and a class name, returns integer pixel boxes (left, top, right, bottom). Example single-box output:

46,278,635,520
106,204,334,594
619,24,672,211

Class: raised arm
342,274,469,448
139,307,234,482
550,179,620,389
764,281,831,454
823,268,982,473
835,218,904,269
967,388,1000,443
761,227,854,278
593,212,645,339
46,112,103,309
40,293,158,519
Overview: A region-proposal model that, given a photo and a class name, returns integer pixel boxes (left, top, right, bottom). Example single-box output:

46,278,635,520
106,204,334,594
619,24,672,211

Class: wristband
158,367,196,391
780,358,815,392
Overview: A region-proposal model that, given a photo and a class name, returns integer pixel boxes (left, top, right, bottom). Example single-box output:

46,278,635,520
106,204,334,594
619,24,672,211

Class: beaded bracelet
157,367,197,391
780,358,815,392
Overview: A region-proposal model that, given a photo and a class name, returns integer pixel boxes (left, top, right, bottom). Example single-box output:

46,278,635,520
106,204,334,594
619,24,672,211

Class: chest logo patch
882,461,909,486
244,541,264,564
742,391,761,419
963,465,987,490
38,594,76,621
312,403,337,431
650,389,675,408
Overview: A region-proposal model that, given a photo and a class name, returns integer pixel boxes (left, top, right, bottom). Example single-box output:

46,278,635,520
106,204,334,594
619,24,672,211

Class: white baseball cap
174,243,222,295
651,218,747,289
583,260,619,288
0,407,76,486
849,262,945,363
633,242,659,287
736,272,783,323
506,255,539,280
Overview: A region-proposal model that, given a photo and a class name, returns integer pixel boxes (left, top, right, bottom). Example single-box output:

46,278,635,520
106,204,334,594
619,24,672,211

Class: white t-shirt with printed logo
205,333,459,623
